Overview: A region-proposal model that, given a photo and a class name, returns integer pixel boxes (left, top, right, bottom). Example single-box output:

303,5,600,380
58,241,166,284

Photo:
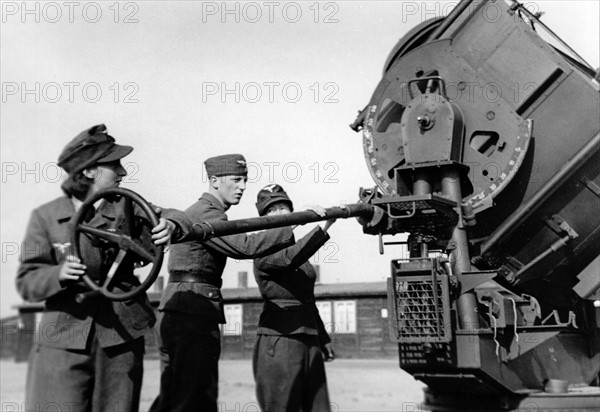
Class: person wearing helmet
17,124,193,412
252,184,336,412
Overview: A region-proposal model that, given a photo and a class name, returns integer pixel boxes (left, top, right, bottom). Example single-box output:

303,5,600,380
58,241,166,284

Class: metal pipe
192,203,375,240
481,132,600,255
512,235,572,284
442,167,480,329
413,170,432,196
420,243,429,258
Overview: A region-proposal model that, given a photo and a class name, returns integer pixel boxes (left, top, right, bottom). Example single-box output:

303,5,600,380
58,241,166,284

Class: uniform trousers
25,335,144,412
253,334,331,412
149,310,221,412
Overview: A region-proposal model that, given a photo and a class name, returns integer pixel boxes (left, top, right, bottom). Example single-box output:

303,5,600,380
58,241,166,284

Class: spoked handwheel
72,187,164,302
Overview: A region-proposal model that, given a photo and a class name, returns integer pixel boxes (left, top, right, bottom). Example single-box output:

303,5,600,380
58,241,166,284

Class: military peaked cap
57,124,133,174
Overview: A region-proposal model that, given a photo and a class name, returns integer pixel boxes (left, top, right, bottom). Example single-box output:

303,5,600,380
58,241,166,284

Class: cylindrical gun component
442,167,480,329
192,203,375,240
413,170,433,196
420,242,429,258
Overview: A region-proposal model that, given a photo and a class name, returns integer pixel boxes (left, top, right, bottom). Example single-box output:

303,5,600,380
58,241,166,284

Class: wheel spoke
72,187,164,302
78,224,123,244
101,249,129,290
118,237,155,262
121,197,135,236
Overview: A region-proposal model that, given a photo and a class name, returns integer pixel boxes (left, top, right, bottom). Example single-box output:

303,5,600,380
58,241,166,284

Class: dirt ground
1,358,427,411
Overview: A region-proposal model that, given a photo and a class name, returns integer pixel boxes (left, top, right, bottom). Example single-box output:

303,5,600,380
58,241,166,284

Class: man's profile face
213,175,247,207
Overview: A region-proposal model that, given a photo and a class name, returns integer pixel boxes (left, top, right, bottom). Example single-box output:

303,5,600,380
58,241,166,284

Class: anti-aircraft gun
346,0,600,409
72,0,598,409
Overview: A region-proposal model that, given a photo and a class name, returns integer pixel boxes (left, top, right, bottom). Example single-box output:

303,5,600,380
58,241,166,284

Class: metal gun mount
349,0,600,409
212,0,600,409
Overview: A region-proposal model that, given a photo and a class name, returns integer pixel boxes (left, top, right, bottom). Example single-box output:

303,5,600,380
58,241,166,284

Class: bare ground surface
1,358,427,411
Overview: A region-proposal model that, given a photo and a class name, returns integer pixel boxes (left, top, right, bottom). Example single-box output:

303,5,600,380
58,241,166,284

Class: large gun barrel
192,203,375,239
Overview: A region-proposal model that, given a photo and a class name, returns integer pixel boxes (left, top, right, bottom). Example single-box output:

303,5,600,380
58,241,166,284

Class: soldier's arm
205,226,295,260
254,226,330,273
191,206,294,259
16,209,66,302
152,207,194,243
315,307,332,346
134,203,194,243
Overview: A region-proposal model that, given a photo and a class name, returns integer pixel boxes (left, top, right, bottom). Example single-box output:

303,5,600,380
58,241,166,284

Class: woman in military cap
16,124,192,412
252,184,336,412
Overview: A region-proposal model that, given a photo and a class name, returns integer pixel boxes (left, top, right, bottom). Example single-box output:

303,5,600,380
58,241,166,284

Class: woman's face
265,202,292,216
83,160,127,194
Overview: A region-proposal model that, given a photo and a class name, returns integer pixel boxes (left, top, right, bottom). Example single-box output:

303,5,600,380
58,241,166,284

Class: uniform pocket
195,283,222,302
117,299,156,330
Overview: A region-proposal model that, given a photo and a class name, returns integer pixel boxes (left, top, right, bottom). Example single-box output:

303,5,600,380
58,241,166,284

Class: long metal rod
192,203,375,239
481,132,600,255
509,0,593,70
512,235,571,284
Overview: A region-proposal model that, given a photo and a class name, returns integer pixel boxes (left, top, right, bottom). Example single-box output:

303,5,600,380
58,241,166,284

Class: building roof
13,281,390,312
221,281,388,302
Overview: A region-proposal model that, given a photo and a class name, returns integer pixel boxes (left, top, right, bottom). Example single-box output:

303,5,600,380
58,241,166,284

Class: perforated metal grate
391,259,452,343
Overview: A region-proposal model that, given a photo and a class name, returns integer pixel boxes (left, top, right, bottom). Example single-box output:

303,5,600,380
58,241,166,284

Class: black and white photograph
1,1,599,411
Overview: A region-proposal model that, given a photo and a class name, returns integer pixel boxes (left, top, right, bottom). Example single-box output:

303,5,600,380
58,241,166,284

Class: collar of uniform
70,196,105,212
201,192,225,213
62,195,118,228
83,201,117,229
56,196,76,222
96,197,117,220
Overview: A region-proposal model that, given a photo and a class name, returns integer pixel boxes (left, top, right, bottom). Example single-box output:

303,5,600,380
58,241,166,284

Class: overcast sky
1,0,599,317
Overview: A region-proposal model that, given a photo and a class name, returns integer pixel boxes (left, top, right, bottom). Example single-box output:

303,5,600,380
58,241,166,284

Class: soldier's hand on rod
302,205,327,217
322,203,347,233
58,256,86,282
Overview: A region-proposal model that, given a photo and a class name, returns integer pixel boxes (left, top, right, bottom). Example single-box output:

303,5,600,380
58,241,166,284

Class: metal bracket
350,104,369,132
387,202,416,219
541,310,578,328
545,215,579,239
581,176,600,198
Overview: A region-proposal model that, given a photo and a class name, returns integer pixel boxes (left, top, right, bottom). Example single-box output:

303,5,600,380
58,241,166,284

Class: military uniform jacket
253,226,331,345
16,195,193,350
160,192,294,323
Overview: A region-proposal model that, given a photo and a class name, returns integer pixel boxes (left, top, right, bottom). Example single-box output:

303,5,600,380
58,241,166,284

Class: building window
222,304,243,336
333,300,356,334
316,301,333,334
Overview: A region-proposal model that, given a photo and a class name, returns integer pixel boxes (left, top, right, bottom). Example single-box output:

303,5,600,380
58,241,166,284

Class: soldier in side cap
16,124,194,412
150,155,297,412
252,184,336,412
